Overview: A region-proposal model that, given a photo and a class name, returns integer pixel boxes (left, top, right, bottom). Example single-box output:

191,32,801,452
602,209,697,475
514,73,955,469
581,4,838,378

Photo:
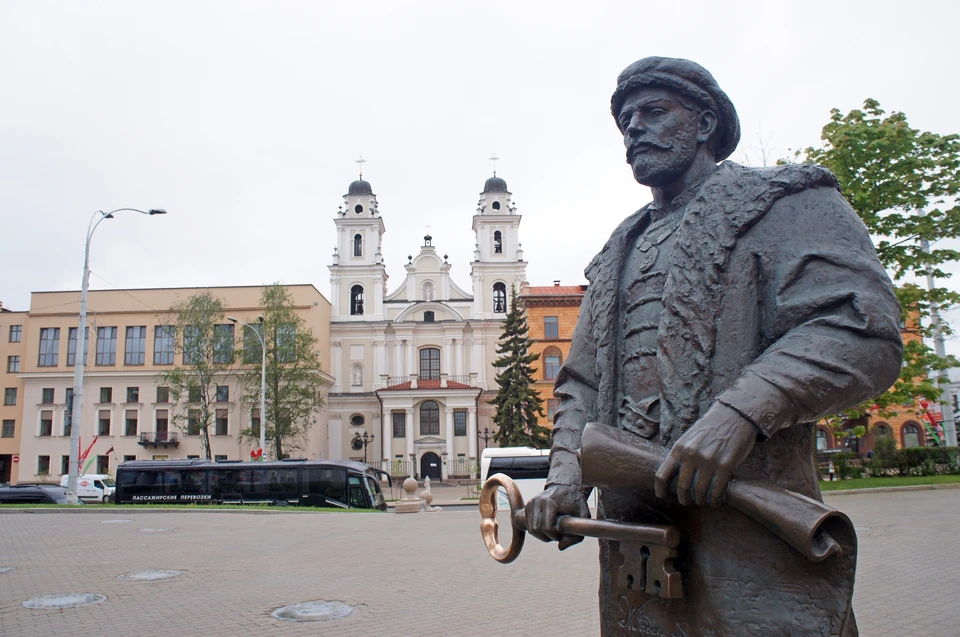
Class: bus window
161,471,182,494
210,469,241,496
182,469,205,494
253,468,297,494
121,469,162,495
365,475,385,509
303,468,347,503
347,475,367,508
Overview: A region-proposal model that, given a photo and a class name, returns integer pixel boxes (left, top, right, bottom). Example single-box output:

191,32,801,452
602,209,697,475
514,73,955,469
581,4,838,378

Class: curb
0,507,367,515
822,483,960,496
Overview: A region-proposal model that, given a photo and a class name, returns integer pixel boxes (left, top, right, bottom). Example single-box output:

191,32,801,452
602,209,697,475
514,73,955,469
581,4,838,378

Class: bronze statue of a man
524,57,903,636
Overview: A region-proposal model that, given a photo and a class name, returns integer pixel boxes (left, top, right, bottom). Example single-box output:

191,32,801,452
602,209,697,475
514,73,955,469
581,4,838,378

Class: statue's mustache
628,141,673,161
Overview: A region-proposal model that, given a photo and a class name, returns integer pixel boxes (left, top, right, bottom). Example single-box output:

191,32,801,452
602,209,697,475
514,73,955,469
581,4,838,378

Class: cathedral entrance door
420,452,442,482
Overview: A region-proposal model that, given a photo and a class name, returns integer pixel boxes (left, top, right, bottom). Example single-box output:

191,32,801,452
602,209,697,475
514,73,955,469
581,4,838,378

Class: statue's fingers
676,461,696,507
708,468,732,508
655,454,680,499
542,497,563,543
558,534,585,551
525,499,551,543
693,467,711,507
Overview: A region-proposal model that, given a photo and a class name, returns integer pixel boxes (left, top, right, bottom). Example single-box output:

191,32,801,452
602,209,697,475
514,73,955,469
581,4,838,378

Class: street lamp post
67,208,166,505
360,431,375,464
228,317,266,460
478,427,491,452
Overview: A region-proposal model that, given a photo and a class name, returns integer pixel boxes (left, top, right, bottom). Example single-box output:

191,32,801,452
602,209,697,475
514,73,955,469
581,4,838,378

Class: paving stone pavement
0,489,957,637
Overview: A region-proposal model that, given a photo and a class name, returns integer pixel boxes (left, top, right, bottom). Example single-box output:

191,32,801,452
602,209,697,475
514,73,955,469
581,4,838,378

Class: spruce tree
489,285,551,448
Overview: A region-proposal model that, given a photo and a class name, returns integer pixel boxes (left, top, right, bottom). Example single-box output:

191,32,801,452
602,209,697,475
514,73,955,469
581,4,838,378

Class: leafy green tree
156,291,236,459
794,99,960,427
238,284,326,460
489,285,551,448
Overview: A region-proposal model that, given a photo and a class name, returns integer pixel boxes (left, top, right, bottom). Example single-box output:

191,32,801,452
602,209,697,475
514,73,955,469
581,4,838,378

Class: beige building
6,285,331,484
327,174,528,481
0,304,28,483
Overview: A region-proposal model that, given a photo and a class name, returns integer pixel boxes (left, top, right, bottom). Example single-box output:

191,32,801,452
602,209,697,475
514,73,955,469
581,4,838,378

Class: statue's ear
697,109,718,146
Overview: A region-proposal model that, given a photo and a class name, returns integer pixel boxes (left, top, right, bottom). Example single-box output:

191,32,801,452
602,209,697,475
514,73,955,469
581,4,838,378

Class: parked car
0,484,78,504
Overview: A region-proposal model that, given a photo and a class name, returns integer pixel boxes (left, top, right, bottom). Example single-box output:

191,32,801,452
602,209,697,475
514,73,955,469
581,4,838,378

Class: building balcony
379,373,477,391
138,432,180,449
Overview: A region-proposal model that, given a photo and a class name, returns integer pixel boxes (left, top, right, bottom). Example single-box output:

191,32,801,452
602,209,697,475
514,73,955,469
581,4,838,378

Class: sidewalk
385,482,479,508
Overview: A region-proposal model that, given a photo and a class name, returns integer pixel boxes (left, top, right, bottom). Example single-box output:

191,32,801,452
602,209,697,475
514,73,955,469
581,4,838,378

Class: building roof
523,285,587,297
347,179,374,196
481,175,509,194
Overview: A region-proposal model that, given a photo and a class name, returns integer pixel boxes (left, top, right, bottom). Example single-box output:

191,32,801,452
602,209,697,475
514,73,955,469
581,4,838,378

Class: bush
834,452,862,480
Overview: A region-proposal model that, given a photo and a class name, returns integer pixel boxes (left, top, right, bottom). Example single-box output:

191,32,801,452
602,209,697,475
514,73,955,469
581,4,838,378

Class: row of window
31,405,243,438
1,385,213,407
388,403,469,437
347,283,510,315
31,324,292,368
36,454,111,476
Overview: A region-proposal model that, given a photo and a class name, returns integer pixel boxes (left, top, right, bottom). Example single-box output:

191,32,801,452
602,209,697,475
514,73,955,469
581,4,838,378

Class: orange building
815,313,937,454
520,282,587,429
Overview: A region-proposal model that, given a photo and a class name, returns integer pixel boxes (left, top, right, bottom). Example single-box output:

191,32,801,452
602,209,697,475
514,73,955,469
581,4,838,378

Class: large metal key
479,473,683,599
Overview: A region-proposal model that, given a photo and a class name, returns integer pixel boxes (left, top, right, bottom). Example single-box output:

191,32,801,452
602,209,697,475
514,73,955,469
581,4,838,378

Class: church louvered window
350,285,364,315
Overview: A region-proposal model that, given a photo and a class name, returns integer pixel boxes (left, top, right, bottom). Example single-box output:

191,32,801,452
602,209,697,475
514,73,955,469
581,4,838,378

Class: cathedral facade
326,174,528,481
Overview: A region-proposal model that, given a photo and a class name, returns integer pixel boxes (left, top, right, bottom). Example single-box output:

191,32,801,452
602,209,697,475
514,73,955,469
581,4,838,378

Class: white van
59,474,116,502
480,447,597,509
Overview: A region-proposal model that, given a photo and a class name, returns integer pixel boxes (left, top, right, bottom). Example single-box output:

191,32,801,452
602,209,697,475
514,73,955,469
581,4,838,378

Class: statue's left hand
654,402,757,507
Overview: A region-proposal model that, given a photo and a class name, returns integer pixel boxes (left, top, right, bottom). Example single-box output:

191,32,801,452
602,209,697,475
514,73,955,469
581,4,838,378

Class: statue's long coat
551,162,903,636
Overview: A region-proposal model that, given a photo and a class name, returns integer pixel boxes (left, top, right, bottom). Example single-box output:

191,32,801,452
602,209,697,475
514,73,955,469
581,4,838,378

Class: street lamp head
257,315,264,323
148,209,167,215
227,317,238,323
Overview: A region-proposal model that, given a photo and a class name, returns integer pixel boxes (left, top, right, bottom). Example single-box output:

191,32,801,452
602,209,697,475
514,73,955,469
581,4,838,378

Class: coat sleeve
714,186,903,438
547,282,601,486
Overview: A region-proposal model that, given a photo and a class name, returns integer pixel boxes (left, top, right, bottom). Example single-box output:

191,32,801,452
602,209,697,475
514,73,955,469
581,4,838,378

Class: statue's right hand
524,484,590,550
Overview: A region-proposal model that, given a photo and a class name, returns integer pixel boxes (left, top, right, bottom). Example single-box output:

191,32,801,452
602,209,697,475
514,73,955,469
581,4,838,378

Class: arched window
420,400,440,436
873,422,891,438
422,281,435,301
493,282,507,313
493,230,503,254
492,201,501,211
815,428,828,450
423,311,435,323
902,421,922,448
353,233,363,257
350,285,364,315
420,347,440,380
543,346,563,381
350,364,363,387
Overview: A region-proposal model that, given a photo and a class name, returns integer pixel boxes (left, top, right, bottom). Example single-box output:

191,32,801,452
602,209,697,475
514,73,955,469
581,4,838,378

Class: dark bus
115,458,388,510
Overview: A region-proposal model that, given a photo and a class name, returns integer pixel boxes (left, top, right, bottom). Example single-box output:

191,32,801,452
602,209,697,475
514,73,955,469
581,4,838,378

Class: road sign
12,455,19,463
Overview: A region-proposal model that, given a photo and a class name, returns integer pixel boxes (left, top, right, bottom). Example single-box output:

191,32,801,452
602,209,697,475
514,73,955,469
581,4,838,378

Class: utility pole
921,236,957,446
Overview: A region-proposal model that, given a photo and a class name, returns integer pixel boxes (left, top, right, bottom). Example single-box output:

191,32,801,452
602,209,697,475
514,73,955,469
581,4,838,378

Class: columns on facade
455,337,465,377
406,339,416,376
468,405,478,459
405,407,415,461
445,405,455,461
443,338,453,379
373,339,386,389
381,411,391,462
331,341,343,392
471,337,485,388
391,340,401,378
372,274,384,319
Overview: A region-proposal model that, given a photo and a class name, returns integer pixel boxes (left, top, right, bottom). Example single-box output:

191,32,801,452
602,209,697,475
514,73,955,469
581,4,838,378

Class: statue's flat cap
611,57,740,161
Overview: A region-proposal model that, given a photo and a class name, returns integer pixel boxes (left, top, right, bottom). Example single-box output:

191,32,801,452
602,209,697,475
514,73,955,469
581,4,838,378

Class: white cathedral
326,173,528,481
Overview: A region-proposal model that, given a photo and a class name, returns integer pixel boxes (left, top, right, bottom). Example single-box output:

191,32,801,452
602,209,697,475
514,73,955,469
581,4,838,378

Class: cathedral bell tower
329,173,387,321
470,173,528,319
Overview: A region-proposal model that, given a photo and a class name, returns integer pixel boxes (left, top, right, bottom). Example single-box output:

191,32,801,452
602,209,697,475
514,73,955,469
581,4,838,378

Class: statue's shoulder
715,161,839,192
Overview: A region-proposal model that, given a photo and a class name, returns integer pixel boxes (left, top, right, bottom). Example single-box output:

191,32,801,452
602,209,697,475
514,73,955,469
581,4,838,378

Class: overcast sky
2,1,959,346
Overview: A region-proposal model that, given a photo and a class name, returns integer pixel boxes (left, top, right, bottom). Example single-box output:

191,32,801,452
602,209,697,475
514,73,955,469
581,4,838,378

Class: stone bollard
395,476,423,514
423,476,442,512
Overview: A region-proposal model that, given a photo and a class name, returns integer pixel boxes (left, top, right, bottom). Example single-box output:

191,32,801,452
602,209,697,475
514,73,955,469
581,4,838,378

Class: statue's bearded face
617,87,704,188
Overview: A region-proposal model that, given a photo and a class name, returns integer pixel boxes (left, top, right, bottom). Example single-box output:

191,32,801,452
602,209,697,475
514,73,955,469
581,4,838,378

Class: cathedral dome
348,179,374,196
481,175,509,194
